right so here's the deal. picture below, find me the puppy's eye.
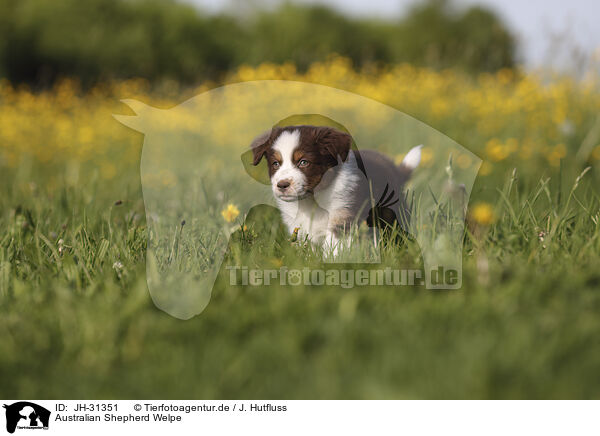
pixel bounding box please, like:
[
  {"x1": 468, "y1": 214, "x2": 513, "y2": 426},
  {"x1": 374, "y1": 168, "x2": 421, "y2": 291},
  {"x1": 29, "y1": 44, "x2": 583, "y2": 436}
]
[
  {"x1": 298, "y1": 159, "x2": 309, "y2": 168},
  {"x1": 272, "y1": 161, "x2": 280, "y2": 168}
]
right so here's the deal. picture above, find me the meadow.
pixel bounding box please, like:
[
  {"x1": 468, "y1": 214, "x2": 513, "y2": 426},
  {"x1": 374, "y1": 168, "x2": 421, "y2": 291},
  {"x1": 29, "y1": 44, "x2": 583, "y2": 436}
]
[{"x1": 1, "y1": 58, "x2": 600, "y2": 398}]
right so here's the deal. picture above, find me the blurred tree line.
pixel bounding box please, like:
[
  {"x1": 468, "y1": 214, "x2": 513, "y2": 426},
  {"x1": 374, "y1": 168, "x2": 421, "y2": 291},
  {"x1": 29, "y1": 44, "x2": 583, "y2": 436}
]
[{"x1": 0, "y1": 0, "x2": 516, "y2": 86}]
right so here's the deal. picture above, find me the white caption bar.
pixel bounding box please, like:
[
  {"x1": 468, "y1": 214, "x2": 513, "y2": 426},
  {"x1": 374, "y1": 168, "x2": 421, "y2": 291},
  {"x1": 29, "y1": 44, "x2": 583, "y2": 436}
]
[{"x1": 1, "y1": 400, "x2": 598, "y2": 435}]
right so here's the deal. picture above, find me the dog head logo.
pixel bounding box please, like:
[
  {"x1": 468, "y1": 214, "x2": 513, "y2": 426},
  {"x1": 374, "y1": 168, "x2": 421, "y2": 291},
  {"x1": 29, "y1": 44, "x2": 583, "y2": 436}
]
[
  {"x1": 3, "y1": 402, "x2": 50, "y2": 434},
  {"x1": 115, "y1": 81, "x2": 481, "y2": 320}
]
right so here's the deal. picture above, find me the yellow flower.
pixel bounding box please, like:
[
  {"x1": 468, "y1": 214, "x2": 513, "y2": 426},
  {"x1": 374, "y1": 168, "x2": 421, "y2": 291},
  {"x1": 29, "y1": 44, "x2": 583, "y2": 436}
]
[
  {"x1": 221, "y1": 203, "x2": 240, "y2": 223},
  {"x1": 394, "y1": 153, "x2": 406, "y2": 165},
  {"x1": 547, "y1": 143, "x2": 567, "y2": 167},
  {"x1": 479, "y1": 161, "x2": 493, "y2": 176},
  {"x1": 470, "y1": 202, "x2": 495, "y2": 226},
  {"x1": 430, "y1": 97, "x2": 450, "y2": 117},
  {"x1": 485, "y1": 138, "x2": 511, "y2": 162},
  {"x1": 269, "y1": 258, "x2": 283, "y2": 268},
  {"x1": 420, "y1": 147, "x2": 434, "y2": 167},
  {"x1": 456, "y1": 153, "x2": 473, "y2": 169}
]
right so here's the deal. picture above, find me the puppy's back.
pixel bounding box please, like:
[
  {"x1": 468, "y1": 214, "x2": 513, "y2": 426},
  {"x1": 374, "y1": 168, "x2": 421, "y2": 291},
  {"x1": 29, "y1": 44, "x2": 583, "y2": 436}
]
[{"x1": 352, "y1": 149, "x2": 413, "y2": 225}]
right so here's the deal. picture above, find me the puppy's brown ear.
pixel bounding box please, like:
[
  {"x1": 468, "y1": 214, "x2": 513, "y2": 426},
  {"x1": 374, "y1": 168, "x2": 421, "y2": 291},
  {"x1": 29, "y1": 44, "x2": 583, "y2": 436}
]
[
  {"x1": 316, "y1": 127, "x2": 351, "y2": 162},
  {"x1": 250, "y1": 130, "x2": 273, "y2": 165},
  {"x1": 241, "y1": 129, "x2": 274, "y2": 186}
]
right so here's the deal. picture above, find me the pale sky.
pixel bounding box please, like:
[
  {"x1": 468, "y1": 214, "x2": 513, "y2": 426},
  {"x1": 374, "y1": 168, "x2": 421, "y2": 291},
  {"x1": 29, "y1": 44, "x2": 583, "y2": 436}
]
[{"x1": 183, "y1": 0, "x2": 600, "y2": 71}]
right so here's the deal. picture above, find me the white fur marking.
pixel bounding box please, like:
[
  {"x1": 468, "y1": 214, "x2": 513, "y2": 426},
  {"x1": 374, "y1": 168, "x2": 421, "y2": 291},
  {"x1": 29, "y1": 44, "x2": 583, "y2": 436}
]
[
  {"x1": 278, "y1": 151, "x2": 362, "y2": 247},
  {"x1": 271, "y1": 130, "x2": 308, "y2": 200},
  {"x1": 272, "y1": 130, "x2": 300, "y2": 164},
  {"x1": 401, "y1": 144, "x2": 422, "y2": 170}
]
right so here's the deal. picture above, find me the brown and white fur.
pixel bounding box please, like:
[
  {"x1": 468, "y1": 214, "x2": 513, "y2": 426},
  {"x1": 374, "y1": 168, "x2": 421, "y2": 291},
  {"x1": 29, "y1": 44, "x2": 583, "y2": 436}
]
[{"x1": 251, "y1": 125, "x2": 421, "y2": 255}]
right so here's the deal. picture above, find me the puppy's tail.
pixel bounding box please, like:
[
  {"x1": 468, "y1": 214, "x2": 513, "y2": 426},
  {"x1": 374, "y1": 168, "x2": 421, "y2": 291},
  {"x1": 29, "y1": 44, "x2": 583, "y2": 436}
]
[{"x1": 397, "y1": 144, "x2": 422, "y2": 181}]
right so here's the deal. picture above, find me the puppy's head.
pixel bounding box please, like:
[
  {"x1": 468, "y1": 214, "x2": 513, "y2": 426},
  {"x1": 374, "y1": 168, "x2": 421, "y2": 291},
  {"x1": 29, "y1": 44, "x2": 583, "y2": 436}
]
[{"x1": 251, "y1": 125, "x2": 351, "y2": 202}]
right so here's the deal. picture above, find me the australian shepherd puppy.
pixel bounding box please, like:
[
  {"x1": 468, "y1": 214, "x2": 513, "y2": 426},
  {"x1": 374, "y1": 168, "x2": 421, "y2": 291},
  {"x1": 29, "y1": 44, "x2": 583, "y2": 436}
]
[{"x1": 251, "y1": 125, "x2": 421, "y2": 255}]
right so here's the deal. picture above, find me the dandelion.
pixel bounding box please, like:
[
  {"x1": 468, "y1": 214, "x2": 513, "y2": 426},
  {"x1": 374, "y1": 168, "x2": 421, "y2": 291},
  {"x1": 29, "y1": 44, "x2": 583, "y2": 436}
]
[
  {"x1": 547, "y1": 143, "x2": 567, "y2": 167},
  {"x1": 100, "y1": 162, "x2": 116, "y2": 179},
  {"x1": 269, "y1": 258, "x2": 283, "y2": 268},
  {"x1": 470, "y1": 202, "x2": 495, "y2": 226},
  {"x1": 159, "y1": 170, "x2": 176, "y2": 187},
  {"x1": 290, "y1": 227, "x2": 300, "y2": 242},
  {"x1": 485, "y1": 138, "x2": 510, "y2": 162},
  {"x1": 394, "y1": 153, "x2": 406, "y2": 165},
  {"x1": 420, "y1": 147, "x2": 434, "y2": 167},
  {"x1": 221, "y1": 203, "x2": 240, "y2": 223},
  {"x1": 456, "y1": 153, "x2": 473, "y2": 169},
  {"x1": 479, "y1": 161, "x2": 493, "y2": 176}
]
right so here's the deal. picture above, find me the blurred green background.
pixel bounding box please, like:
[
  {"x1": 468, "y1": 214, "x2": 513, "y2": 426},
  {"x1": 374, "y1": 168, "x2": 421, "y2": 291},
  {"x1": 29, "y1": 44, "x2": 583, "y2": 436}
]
[{"x1": 0, "y1": 0, "x2": 516, "y2": 86}]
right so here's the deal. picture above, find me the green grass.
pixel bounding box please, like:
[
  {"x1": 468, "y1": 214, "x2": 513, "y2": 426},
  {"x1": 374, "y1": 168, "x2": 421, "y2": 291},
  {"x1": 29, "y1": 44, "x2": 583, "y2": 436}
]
[{"x1": 2, "y1": 155, "x2": 600, "y2": 399}]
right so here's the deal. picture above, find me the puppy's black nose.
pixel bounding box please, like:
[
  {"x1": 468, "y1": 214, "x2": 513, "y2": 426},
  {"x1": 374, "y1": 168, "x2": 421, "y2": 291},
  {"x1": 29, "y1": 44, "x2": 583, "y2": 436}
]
[{"x1": 277, "y1": 180, "x2": 291, "y2": 190}]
